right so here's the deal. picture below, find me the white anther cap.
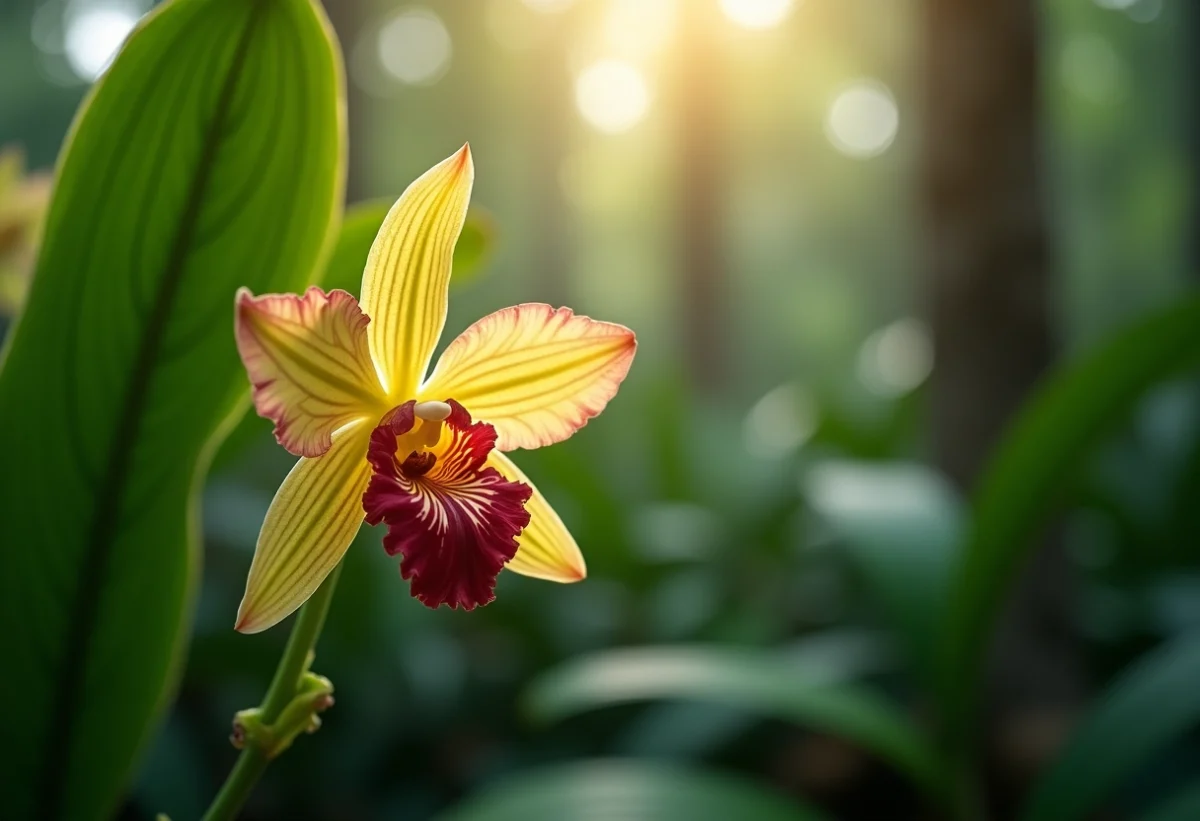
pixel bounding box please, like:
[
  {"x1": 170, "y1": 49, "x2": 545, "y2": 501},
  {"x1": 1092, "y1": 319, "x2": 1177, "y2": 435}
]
[{"x1": 414, "y1": 400, "x2": 452, "y2": 421}]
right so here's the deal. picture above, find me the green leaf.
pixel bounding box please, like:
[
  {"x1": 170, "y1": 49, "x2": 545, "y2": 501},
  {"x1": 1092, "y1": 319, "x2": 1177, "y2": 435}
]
[
  {"x1": 1166, "y1": 418, "x2": 1200, "y2": 557},
  {"x1": 524, "y1": 646, "x2": 944, "y2": 800},
  {"x1": 939, "y1": 298, "x2": 1200, "y2": 738},
  {"x1": 211, "y1": 200, "x2": 496, "y2": 471},
  {"x1": 315, "y1": 199, "x2": 389, "y2": 296},
  {"x1": 1138, "y1": 782, "x2": 1200, "y2": 821},
  {"x1": 0, "y1": 0, "x2": 343, "y2": 817},
  {"x1": 803, "y1": 460, "x2": 962, "y2": 688},
  {"x1": 451, "y1": 207, "x2": 496, "y2": 286},
  {"x1": 321, "y1": 199, "x2": 496, "y2": 297},
  {"x1": 1020, "y1": 633, "x2": 1200, "y2": 821},
  {"x1": 435, "y1": 759, "x2": 829, "y2": 821}
]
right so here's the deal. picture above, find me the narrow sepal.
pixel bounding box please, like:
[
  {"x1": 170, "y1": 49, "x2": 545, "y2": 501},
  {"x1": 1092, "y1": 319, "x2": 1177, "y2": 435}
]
[
  {"x1": 489, "y1": 450, "x2": 587, "y2": 583},
  {"x1": 235, "y1": 423, "x2": 373, "y2": 633},
  {"x1": 360, "y1": 145, "x2": 474, "y2": 399}
]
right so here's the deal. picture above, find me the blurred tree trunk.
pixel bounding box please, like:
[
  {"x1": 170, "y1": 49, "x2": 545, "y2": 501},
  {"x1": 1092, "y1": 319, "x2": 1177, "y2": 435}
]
[
  {"x1": 676, "y1": 1, "x2": 727, "y2": 396},
  {"x1": 922, "y1": 0, "x2": 1078, "y2": 810}
]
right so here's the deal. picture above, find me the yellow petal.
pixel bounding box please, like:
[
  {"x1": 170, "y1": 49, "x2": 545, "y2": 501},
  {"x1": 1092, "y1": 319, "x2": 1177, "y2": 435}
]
[
  {"x1": 421, "y1": 304, "x2": 636, "y2": 451},
  {"x1": 360, "y1": 144, "x2": 474, "y2": 400},
  {"x1": 488, "y1": 450, "x2": 586, "y2": 582},
  {"x1": 235, "y1": 286, "x2": 385, "y2": 457},
  {"x1": 235, "y1": 422, "x2": 373, "y2": 633}
]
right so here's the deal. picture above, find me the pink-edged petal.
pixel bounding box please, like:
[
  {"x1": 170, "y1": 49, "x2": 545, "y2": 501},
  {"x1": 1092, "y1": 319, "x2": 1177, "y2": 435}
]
[
  {"x1": 420, "y1": 303, "x2": 636, "y2": 451},
  {"x1": 362, "y1": 400, "x2": 532, "y2": 609},
  {"x1": 235, "y1": 286, "x2": 386, "y2": 457}
]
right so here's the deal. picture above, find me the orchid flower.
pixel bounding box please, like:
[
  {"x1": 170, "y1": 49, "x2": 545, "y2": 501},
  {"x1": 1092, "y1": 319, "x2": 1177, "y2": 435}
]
[{"x1": 232, "y1": 145, "x2": 635, "y2": 633}]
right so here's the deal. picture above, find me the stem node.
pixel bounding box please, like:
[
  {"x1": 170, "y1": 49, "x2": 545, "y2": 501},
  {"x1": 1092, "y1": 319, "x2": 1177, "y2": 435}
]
[{"x1": 200, "y1": 563, "x2": 343, "y2": 821}]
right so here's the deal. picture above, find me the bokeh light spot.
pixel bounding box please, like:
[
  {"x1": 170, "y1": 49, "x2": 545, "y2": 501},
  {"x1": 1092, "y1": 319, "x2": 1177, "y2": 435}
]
[
  {"x1": 31, "y1": 2, "x2": 65, "y2": 56},
  {"x1": 1127, "y1": 0, "x2": 1161, "y2": 24},
  {"x1": 856, "y1": 318, "x2": 933, "y2": 397},
  {"x1": 488, "y1": 0, "x2": 541, "y2": 51},
  {"x1": 377, "y1": 7, "x2": 451, "y2": 86},
  {"x1": 825, "y1": 81, "x2": 899, "y2": 159},
  {"x1": 574, "y1": 59, "x2": 650, "y2": 134},
  {"x1": 743, "y1": 383, "x2": 817, "y2": 459},
  {"x1": 64, "y1": 4, "x2": 139, "y2": 82},
  {"x1": 604, "y1": 0, "x2": 675, "y2": 58},
  {"x1": 719, "y1": 0, "x2": 795, "y2": 30},
  {"x1": 1060, "y1": 33, "x2": 1124, "y2": 103},
  {"x1": 1093, "y1": 0, "x2": 1160, "y2": 22},
  {"x1": 521, "y1": 0, "x2": 575, "y2": 12}
]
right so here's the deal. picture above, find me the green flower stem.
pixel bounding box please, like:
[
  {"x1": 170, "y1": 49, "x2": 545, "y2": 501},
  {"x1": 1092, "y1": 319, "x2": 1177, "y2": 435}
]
[{"x1": 201, "y1": 562, "x2": 343, "y2": 821}]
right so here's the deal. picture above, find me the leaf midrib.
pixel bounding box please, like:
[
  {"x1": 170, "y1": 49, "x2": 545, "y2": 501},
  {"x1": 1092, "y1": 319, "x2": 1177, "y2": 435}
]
[{"x1": 36, "y1": 6, "x2": 266, "y2": 816}]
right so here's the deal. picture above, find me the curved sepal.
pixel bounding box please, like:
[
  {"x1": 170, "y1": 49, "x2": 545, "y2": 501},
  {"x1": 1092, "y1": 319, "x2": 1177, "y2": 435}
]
[
  {"x1": 236, "y1": 423, "x2": 372, "y2": 634},
  {"x1": 489, "y1": 450, "x2": 587, "y2": 582},
  {"x1": 360, "y1": 145, "x2": 473, "y2": 399}
]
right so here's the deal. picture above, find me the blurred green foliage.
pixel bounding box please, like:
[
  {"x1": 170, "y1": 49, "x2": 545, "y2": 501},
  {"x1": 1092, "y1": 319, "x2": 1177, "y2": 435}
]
[
  {"x1": 941, "y1": 298, "x2": 1200, "y2": 738},
  {"x1": 434, "y1": 760, "x2": 831, "y2": 821},
  {"x1": 1022, "y1": 632, "x2": 1200, "y2": 821},
  {"x1": 1139, "y1": 782, "x2": 1200, "y2": 821},
  {"x1": 0, "y1": 0, "x2": 1196, "y2": 819},
  {"x1": 524, "y1": 645, "x2": 942, "y2": 799},
  {"x1": 0, "y1": 147, "x2": 50, "y2": 315},
  {"x1": 526, "y1": 298, "x2": 1200, "y2": 820}
]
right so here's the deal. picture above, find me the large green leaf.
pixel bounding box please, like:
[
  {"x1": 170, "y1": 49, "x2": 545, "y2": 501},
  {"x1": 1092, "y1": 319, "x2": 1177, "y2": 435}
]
[
  {"x1": 803, "y1": 460, "x2": 962, "y2": 689},
  {"x1": 524, "y1": 646, "x2": 944, "y2": 799},
  {"x1": 0, "y1": 0, "x2": 343, "y2": 817},
  {"x1": 435, "y1": 760, "x2": 828, "y2": 821},
  {"x1": 1020, "y1": 633, "x2": 1200, "y2": 821},
  {"x1": 939, "y1": 298, "x2": 1200, "y2": 738}
]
